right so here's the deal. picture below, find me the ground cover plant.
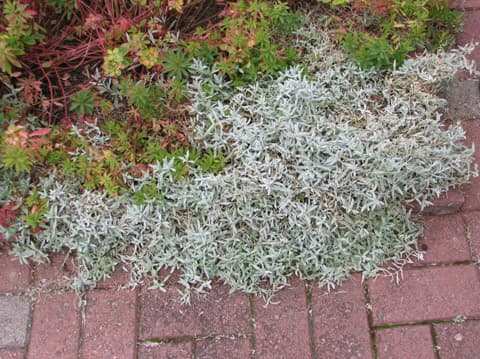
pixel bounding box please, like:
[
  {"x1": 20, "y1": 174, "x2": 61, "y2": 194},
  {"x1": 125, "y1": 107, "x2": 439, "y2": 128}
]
[{"x1": 0, "y1": 0, "x2": 478, "y2": 300}]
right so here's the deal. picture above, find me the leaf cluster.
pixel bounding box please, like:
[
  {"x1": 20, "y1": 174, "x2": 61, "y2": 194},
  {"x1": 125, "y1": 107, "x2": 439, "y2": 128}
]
[
  {"x1": 0, "y1": 125, "x2": 52, "y2": 173},
  {"x1": 324, "y1": 0, "x2": 462, "y2": 70},
  {"x1": 0, "y1": 0, "x2": 45, "y2": 74},
  {"x1": 7, "y1": 34, "x2": 477, "y2": 299},
  {"x1": 184, "y1": 0, "x2": 303, "y2": 85}
]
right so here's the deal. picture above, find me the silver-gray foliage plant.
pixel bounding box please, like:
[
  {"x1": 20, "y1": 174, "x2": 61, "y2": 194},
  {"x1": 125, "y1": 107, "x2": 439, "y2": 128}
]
[{"x1": 7, "y1": 26, "x2": 478, "y2": 301}]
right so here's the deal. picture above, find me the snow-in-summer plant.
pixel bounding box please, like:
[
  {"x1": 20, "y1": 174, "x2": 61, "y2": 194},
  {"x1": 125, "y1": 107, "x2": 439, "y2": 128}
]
[{"x1": 5, "y1": 23, "x2": 478, "y2": 301}]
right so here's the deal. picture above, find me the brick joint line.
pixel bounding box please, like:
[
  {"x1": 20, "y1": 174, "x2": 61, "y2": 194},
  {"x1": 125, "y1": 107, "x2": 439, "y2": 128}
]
[
  {"x1": 78, "y1": 291, "x2": 86, "y2": 359},
  {"x1": 139, "y1": 333, "x2": 248, "y2": 344},
  {"x1": 23, "y1": 296, "x2": 34, "y2": 359},
  {"x1": 373, "y1": 316, "x2": 480, "y2": 330},
  {"x1": 397, "y1": 260, "x2": 477, "y2": 271},
  {"x1": 362, "y1": 281, "x2": 378, "y2": 359},
  {"x1": 304, "y1": 282, "x2": 317, "y2": 359},
  {"x1": 134, "y1": 288, "x2": 141, "y2": 359},
  {"x1": 461, "y1": 213, "x2": 476, "y2": 260},
  {"x1": 191, "y1": 339, "x2": 197, "y2": 359},
  {"x1": 430, "y1": 323, "x2": 441, "y2": 359},
  {"x1": 247, "y1": 294, "x2": 256, "y2": 359}
]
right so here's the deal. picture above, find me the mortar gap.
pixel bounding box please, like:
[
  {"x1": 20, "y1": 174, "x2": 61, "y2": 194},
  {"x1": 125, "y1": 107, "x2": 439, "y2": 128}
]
[
  {"x1": 78, "y1": 290, "x2": 87, "y2": 359},
  {"x1": 248, "y1": 294, "x2": 256, "y2": 359},
  {"x1": 134, "y1": 287, "x2": 142, "y2": 359},
  {"x1": 362, "y1": 280, "x2": 378, "y2": 359},
  {"x1": 304, "y1": 281, "x2": 317, "y2": 359},
  {"x1": 430, "y1": 323, "x2": 441, "y2": 359}
]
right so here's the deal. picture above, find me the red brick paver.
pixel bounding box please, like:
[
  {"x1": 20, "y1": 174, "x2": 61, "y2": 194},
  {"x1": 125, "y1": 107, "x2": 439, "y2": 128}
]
[
  {"x1": 82, "y1": 290, "x2": 137, "y2": 359},
  {"x1": 463, "y1": 212, "x2": 480, "y2": 259},
  {"x1": 456, "y1": 10, "x2": 480, "y2": 69},
  {"x1": 460, "y1": 120, "x2": 480, "y2": 210},
  {"x1": 369, "y1": 265, "x2": 480, "y2": 325},
  {"x1": 137, "y1": 343, "x2": 192, "y2": 359},
  {"x1": 140, "y1": 283, "x2": 250, "y2": 339},
  {"x1": 95, "y1": 264, "x2": 131, "y2": 289},
  {"x1": 409, "y1": 190, "x2": 465, "y2": 215},
  {"x1": 28, "y1": 292, "x2": 80, "y2": 359},
  {"x1": 33, "y1": 253, "x2": 76, "y2": 290},
  {"x1": 311, "y1": 275, "x2": 373, "y2": 358},
  {"x1": 451, "y1": 0, "x2": 480, "y2": 9},
  {"x1": 417, "y1": 214, "x2": 471, "y2": 264},
  {"x1": 0, "y1": 253, "x2": 31, "y2": 292},
  {"x1": 375, "y1": 325, "x2": 435, "y2": 359},
  {"x1": 0, "y1": 349, "x2": 25, "y2": 359},
  {"x1": 461, "y1": 119, "x2": 480, "y2": 161},
  {"x1": 253, "y1": 278, "x2": 311, "y2": 358},
  {"x1": 0, "y1": 295, "x2": 30, "y2": 348},
  {"x1": 434, "y1": 320, "x2": 480, "y2": 358},
  {"x1": 196, "y1": 338, "x2": 251, "y2": 358}
]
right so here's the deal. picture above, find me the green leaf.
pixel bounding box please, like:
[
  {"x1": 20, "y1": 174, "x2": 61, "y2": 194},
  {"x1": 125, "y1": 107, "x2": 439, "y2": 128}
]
[
  {"x1": 162, "y1": 51, "x2": 191, "y2": 80},
  {"x1": 2, "y1": 146, "x2": 33, "y2": 173},
  {"x1": 70, "y1": 89, "x2": 96, "y2": 116}
]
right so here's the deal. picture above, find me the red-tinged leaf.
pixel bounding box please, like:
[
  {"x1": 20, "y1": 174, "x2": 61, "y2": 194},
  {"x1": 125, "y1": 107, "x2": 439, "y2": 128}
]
[
  {"x1": 222, "y1": 35, "x2": 232, "y2": 43},
  {"x1": 0, "y1": 218, "x2": 10, "y2": 228},
  {"x1": 218, "y1": 9, "x2": 229, "y2": 17},
  {"x1": 32, "y1": 226, "x2": 43, "y2": 234},
  {"x1": 31, "y1": 80, "x2": 42, "y2": 92},
  {"x1": 0, "y1": 201, "x2": 18, "y2": 228},
  {"x1": 84, "y1": 13, "x2": 103, "y2": 31},
  {"x1": 25, "y1": 9, "x2": 37, "y2": 16},
  {"x1": 18, "y1": 76, "x2": 42, "y2": 104},
  {"x1": 10, "y1": 71, "x2": 22, "y2": 77},
  {"x1": 29, "y1": 127, "x2": 51, "y2": 137},
  {"x1": 60, "y1": 117, "x2": 73, "y2": 129},
  {"x1": 117, "y1": 18, "x2": 132, "y2": 32}
]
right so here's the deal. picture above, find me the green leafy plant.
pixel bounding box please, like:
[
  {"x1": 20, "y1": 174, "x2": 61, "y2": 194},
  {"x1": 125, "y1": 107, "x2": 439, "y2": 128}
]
[
  {"x1": 197, "y1": 150, "x2": 229, "y2": 174},
  {"x1": 45, "y1": 0, "x2": 77, "y2": 19},
  {"x1": 1, "y1": 146, "x2": 34, "y2": 173},
  {"x1": 183, "y1": 0, "x2": 303, "y2": 84},
  {"x1": 0, "y1": 0, "x2": 44, "y2": 74},
  {"x1": 69, "y1": 89, "x2": 97, "y2": 116},
  {"x1": 162, "y1": 51, "x2": 191, "y2": 80},
  {"x1": 324, "y1": 0, "x2": 462, "y2": 71},
  {"x1": 320, "y1": 0, "x2": 350, "y2": 5},
  {"x1": 23, "y1": 190, "x2": 47, "y2": 230},
  {"x1": 342, "y1": 32, "x2": 411, "y2": 70},
  {"x1": 0, "y1": 125, "x2": 52, "y2": 173},
  {"x1": 102, "y1": 45, "x2": 132, "y2": 77},
  {"x1": 118, "y1": 78, "x2": 166, "y2": 120},
  {"x1": 9, "y1": 39, "x2": 478, "y2": 298}
]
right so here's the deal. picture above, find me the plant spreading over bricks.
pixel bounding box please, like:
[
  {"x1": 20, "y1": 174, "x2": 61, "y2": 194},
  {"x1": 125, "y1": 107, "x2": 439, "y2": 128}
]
[
  {"x1": 0, "y1": 1, "x2": 478, "y2": 300},
  {"x1": 3, "y1": 23, "x2": 478, "y2": 300}
]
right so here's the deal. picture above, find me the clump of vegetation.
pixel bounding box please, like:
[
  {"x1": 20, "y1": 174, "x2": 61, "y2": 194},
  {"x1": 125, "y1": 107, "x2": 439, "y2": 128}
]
[
  {"x1": 321, "y1": 0, "x2": 462, "y2": 70},
  {"x1": 1, "y1": 0, "x2": 302, "y2": 199},
  {"x1": 4, "y1": 25, "x2": 478, "y2": 298},
  {"x1": 0, "y1": 1, "x2": 477, "y2": 299}
]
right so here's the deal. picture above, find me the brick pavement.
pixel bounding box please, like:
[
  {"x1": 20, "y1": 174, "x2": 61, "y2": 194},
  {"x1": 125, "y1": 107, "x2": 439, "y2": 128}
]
[{"x1": 1, "y1": 3, "x2": 480, "y2": 359}]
